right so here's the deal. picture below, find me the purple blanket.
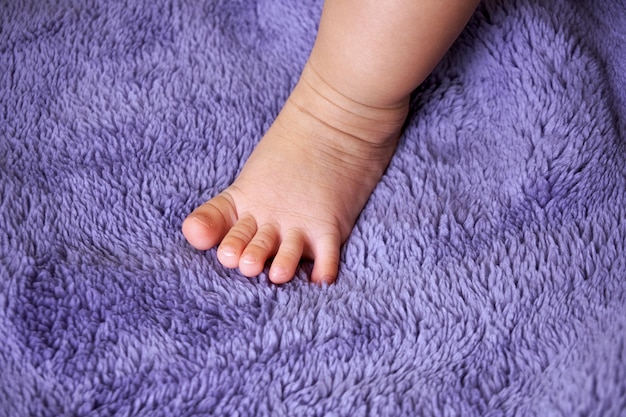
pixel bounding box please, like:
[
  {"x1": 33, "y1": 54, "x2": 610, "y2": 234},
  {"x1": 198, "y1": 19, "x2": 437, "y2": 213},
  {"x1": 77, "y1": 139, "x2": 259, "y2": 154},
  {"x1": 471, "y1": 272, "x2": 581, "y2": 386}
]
[{"x1": 2, "y1": 0, "x2": 625, "y2": 415}]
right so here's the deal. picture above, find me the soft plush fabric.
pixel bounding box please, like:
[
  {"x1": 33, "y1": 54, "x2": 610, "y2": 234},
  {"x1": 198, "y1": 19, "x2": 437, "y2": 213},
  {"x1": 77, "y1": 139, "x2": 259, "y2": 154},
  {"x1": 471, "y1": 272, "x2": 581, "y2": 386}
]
[{"x1": 1, "y1": 0, "x2": 625, "y2": 415}]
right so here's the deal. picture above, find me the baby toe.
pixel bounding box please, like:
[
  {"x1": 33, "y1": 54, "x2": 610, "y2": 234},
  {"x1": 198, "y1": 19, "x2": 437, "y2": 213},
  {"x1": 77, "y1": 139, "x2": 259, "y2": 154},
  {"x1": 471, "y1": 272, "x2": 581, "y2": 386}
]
[
  {"x1": 269, "y1": 230, "x2": 305, "y2": 284},
  {"x1": 182, "y1": 193, "x2": 237, "y2": 250},
  {"x1": 310, "y1": 233, "x2": 341, "y2": 285},
  {"x1": 217, "y1": 215, "x2": 257, "y2": 268},
  {"x1": 239, "y1": 224, "x2": 280, "y2": 277}
]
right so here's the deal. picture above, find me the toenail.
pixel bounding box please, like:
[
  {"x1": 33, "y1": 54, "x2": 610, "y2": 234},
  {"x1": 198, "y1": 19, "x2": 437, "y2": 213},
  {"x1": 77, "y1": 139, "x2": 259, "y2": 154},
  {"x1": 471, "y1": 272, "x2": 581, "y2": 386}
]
[
  {"x1": 269, "y1": 267, "x2": 287, "y2": 282},
  {"x1": 241, "y1": 254, "x2": 257, "y2": 264},
  {"x1": 320, "y1": 275, "x2": 335, "y2": 285},
  {"x1": 190, "y1": 215, "x2": 213, "y2": 229},
  {"x1": 219, "y1": 247, "x2": 236, "y2": 257}
]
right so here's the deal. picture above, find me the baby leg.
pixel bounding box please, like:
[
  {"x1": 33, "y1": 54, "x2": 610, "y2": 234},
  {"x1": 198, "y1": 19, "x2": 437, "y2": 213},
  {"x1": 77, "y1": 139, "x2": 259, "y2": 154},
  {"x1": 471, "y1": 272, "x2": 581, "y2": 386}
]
[{"x1": 182, "y1": 0, "x2": 479, "y2": 284}]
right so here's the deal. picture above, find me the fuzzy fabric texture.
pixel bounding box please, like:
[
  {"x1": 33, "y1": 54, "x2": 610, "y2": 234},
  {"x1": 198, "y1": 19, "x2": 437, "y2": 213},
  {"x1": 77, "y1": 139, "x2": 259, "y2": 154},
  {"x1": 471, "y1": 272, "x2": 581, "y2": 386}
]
[{"x1": 1, "y1": 0, "x2": 626, "y2": 415}]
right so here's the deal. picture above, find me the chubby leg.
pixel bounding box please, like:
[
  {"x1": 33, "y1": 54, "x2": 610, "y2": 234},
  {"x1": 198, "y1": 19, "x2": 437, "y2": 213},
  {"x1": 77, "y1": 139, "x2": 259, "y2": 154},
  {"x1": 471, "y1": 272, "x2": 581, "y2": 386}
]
[{"x1": 183, "y1": 0, "x2": 479, "y2": 284}]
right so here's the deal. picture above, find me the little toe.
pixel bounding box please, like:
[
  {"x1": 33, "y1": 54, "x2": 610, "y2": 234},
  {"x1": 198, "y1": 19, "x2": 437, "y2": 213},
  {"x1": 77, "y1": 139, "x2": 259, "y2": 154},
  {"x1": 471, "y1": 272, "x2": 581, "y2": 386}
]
[
  {"x1": 182, "y1": 193, "x2": 237, "y2": 250},
  {"x1": 217, "y1": 216, "x2": 257, "y2": 268},
  {"x1": 239, "y1": 224, "x2": 280, "y2": 277},
  {"x1": 269, "y1": 230, "x2": 305, "y2": 284},
  {"x1": 310, "y1": 234, "x2": 341, "y2": 285}
]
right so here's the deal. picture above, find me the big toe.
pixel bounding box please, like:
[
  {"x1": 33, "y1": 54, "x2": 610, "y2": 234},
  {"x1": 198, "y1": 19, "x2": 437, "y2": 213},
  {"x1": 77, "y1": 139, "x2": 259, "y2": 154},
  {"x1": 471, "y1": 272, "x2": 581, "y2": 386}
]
[{"x1": 182, "y1": 194, "x2": 236, "y2": 250}]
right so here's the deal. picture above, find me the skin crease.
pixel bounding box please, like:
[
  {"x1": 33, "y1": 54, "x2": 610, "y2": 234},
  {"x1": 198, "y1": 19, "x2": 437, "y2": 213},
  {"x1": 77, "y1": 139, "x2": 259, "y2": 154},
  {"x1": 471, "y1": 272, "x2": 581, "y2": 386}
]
[{"x1": 182, "y1": 0, "x2": 481, "y2": 284}]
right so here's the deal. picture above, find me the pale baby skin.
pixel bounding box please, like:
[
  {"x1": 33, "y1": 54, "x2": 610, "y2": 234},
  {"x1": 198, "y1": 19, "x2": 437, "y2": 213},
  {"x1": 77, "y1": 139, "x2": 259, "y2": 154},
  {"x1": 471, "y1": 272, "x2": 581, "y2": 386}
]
[{"x1": 183, "y1": 0, "x2": 480, "y2": 284}]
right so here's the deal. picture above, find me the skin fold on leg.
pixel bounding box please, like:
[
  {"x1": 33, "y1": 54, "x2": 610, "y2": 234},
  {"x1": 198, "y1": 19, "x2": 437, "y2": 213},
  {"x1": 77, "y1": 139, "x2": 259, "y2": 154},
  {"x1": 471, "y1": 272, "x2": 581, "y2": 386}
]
[{"x1": 182, "y1": 0, "x2": 480, "y2": 284}]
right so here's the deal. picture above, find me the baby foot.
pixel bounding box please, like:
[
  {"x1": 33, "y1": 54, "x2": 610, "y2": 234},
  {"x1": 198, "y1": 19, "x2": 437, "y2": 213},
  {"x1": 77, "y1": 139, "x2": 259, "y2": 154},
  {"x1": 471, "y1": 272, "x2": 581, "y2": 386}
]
[{"x1": 182, "y1": 63, "x2": 408, "y2": 284}]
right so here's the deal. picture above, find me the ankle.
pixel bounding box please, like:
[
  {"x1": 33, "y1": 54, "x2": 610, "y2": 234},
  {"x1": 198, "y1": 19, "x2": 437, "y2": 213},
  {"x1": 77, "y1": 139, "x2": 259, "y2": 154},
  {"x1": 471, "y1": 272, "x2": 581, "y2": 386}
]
[{"x1": 289, "y1": 62, "x2": 410, "y2": 147}]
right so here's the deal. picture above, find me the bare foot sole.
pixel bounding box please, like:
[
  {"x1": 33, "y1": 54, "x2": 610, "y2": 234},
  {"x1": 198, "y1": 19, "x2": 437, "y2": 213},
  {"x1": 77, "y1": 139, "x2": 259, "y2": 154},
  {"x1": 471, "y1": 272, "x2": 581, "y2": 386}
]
[{"x1": 182, "y1": 64, "x2": 408, "y2": 284}]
